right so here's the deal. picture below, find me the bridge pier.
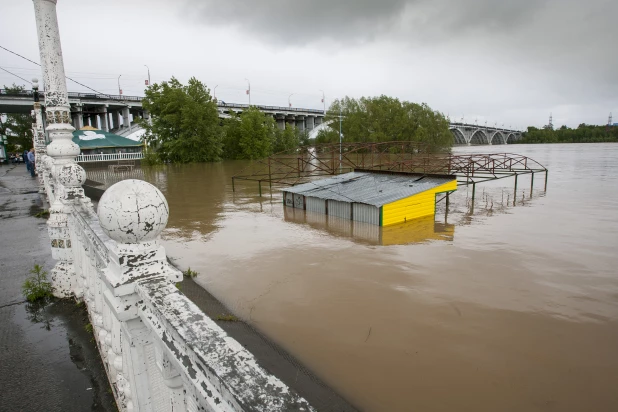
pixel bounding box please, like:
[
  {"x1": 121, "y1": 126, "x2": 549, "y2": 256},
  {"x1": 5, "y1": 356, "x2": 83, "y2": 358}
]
[
  {"x1": 73, "y1": 104, "x2": 84, "y2": 129},
  {"x1": 89, "y1": 113, "x2": 98, "y2": 128},
  {"x1": 306, "y1": 115, "x2": 315, "y2": 131},
  {"x1": 99, "y1": 105, "x2": 109, "y2": 132},
  {"x1": 122, "y1": 106, "x2": 131, "y2": 132},
  {"x1": 276, "y1": 116, "x2": 285, "y2": 130},
  {"x1": 111, "y1": 110, "x2": 121, "y2": 130},
  {"x1": 296, "y1": 115, "x2": 305, "y2": 131}
]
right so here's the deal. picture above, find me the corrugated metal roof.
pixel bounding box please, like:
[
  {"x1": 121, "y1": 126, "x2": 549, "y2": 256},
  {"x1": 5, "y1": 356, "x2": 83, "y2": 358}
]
[{"x1": 284, "y1": 172, "x2": 454, "y2": 207}]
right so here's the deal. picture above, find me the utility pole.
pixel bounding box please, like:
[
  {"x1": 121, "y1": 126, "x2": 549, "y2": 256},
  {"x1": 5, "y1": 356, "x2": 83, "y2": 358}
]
[
  {"x1": 339, "y1": 103, "x2": 342, "y2": 172},
  {"x1": 548, "y1": 113, "x2": 553, "y2": 130},
  {"x1": 144, "y1": 65, "x2": 150, "y2": 86}
]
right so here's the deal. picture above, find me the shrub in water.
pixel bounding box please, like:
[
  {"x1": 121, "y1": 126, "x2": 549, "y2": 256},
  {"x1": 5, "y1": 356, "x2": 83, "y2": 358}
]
[{"x1": 22, "y1": 264, "x2": 53, "y2": 302}]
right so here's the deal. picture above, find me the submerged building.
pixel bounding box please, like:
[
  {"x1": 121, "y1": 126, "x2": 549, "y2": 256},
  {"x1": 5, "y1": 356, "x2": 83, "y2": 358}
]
[{"x1": 283, "y1": 170, "x2": 457, "y2": 226}]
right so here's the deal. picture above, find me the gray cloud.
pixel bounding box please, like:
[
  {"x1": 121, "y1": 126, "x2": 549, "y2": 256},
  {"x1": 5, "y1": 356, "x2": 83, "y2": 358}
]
[
  {"x1": 183, "y1": 0, "x2": 556, "y2": 45},
  {"x1": 183, "y1": 0, "x2": 410, "y2": 45},
  {"x1": 182, "y1": 0, "x2": 618, "y2": 98}
]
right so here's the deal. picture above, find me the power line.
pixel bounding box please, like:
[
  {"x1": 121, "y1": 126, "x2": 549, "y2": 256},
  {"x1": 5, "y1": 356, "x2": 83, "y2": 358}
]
[
  {"x1": 0, "y1": 45, "x2": 325, "y2": 108},
  {"x1": 0, "y1": 45, "x2": 40, "y2": 67},
  {"x1": 0, "y1": 66, "x2": 32, "y2": 85},
  {"x1": 0, "y1": 44, "x2": 130, "y2": 104}
]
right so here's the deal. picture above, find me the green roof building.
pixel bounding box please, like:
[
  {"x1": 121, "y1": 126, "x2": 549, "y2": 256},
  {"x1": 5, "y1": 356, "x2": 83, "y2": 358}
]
[{"x1": 71, "y1": 128, "x2": 143, "y2": 154}]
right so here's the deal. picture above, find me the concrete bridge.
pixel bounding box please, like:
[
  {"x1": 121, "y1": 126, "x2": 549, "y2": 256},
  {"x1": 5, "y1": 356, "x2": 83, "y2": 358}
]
[
  {"x1": 0, "y1": 88, "x2": 326, "y2": 135},
  {"x1": 449, "y1": 122, "x2": 522, "y2": 145},
  {"x1": 306, "y1": 121, "x2": 523, "y2": 146}
]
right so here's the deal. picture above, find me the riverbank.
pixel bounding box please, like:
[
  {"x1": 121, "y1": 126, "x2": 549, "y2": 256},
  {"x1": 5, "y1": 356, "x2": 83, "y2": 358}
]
[{"x1": 0, "y1": 164, "x2": 116, "y2": 412}]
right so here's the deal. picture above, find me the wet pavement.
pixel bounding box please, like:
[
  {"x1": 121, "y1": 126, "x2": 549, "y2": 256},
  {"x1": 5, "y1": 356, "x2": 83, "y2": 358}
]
[{"x1": 0, "y1": 164, "x2": 116, "y2": 412}]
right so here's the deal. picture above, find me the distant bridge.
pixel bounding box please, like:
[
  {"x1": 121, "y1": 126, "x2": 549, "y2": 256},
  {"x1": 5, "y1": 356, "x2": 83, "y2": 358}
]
[
  {"x1": 1, "y1": 89, "x2": 521, "y2": 145},
  {"x1": 308, "y1": 121, "x2": 523, "y2": 145},
  {"x1": 449, "y1": 123, "x2": 522, "y2": 145}
]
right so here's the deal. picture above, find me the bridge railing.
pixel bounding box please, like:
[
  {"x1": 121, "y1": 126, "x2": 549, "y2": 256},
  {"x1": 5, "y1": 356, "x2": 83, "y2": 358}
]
[
  {"x1": 75, "y1": 152, "x2": 144, "y2": 163},
  {"x1": 218, "y1": 102, "x2": 324, "y2": 114},
  {"x1": 37, "y1": 154, "x2": 313, "y2": 411},
  {"x1": 0, "y1": 89, "x2": 142, "y2": 102},
  {"x1": 1, "y1": 89, "x2": 324, "y2": 113}
]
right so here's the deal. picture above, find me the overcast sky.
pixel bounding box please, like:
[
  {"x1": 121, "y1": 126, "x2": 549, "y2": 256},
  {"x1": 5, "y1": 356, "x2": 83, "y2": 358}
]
[{"x1": 1, "y1": 0, "x2": 616, "y2": 128}]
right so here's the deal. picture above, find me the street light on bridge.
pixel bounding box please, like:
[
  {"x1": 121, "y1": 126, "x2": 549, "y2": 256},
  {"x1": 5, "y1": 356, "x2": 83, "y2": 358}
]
[
  {"x1": 213, "y1": 85, "x2": 218, "y2": 101},
  {"x1": 245, "y1": 78, "x2": 251, "y2": 105},
  {"x1": 320, "y1": 90, "x2": 325, "y2": 114},
  {"x1": 288, "y1": 93, "x2": 294, "y2": 108},
  {"x1": 118, "y1": 74, "x2": 122, "y2": 96}
]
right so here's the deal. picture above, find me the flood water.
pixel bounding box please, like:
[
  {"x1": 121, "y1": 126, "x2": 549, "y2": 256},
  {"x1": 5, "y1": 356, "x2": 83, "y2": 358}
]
[{"x1": 103, "y1": 143, "x2": 618, "y2": 411}]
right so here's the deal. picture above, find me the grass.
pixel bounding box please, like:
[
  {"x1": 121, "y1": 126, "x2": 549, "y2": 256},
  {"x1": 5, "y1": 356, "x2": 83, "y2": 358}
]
[
  {"x1": 22, "y1": 264, "x2": 54, "y2": 302},
  {"x1": 34, "y1": 209, "x2": 50, "y2": 218},
  {"x1": 215, "y1": 314, "x2": 239, "y2": 322},
  {"x1": 183, "y1": 267, "x2": 198, "y2": 278},
  {"x1": 84, "y1": 323, "x2": 93, "y2": 334}
]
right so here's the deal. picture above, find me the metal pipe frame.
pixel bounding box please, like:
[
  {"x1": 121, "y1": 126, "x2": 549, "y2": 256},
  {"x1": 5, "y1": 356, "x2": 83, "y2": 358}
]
[{"x1": 232, "y1": 142, "x2": 548, "y2": 193}]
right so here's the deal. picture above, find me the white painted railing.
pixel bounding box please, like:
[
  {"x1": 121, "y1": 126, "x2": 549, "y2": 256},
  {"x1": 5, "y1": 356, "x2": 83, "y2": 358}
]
[
  {"x1": 33, "y1": 1, "x2": 313, "y2": 409},
  {"x1": 76, "y1": 152, "x2": 144, "y2": 163},
  {"x1": 39, "y1": 164, "x2": 314, "y2": 412}
]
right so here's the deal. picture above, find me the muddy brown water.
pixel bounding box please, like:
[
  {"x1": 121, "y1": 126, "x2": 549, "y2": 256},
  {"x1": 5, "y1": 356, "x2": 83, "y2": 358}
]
[{"x1": 93, "y1": 143, "x2": 618, "y2": 411}]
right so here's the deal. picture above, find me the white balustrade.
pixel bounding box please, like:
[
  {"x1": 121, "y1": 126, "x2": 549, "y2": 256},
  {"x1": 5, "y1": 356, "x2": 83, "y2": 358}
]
[{"x1": 33, "y1": 1, "x2": 313, "y2": 410}]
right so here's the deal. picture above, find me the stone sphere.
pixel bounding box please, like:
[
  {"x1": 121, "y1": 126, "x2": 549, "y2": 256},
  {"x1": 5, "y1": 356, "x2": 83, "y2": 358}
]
[
  {"x1": 57, "y1": 163, "x2": 86, "y2": 187},
  {"x1": 97, "y1": 180, "x2": 169, "y2": 244}
]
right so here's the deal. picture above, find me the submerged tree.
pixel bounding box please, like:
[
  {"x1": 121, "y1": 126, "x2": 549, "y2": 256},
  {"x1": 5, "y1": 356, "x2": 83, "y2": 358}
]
[
  {"x1": 223, "y1": 106, "x2": 277, "y2": 160},
  {"x1": 141, "y1": 77, "x2": 223, "y2": 163},
  {"x1": 273, "y1": 123, "x2": 302, "y2": 153},
  {"x1": 322, "y1": 95, "x2": 453, "y2": 151}
]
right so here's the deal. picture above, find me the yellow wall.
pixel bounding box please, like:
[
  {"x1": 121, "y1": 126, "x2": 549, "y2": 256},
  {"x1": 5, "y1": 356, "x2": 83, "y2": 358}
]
[{"x1": 381, "y1": 180, "x2": 457, "y2": 226}]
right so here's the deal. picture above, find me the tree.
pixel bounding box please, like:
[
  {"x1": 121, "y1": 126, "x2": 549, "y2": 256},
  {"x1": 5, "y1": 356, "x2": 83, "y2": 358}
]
[
  {"x1": 1, "y1": 84, "x2": 34, "y2": 152},
  {"x1": 322, "y1": 95, "x2": 452, "y2": 151},
  {"x1": 237, "y1": 106, "x2": 277, "y2": 159},
  {"x1": 273, "y1": 124, "x2": 301, "y2": 153},
  {"x1": 141, "y1": 77, "x2": 222, "y2": 163},
  {"x1": 517, "y1": 124, "x2": 618, "y2": 144},
  {"x1": 223, "y1": 106, "x2": 279, "y2": 159},
  {"x1": 314, "y1": 127, "x2": 340, "y2": 145}
]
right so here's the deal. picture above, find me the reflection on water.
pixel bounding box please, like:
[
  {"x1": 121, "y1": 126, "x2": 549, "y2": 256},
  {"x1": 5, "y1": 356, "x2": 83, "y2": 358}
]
[
  {"x1": 284, "y1": 209, "x2": 455, "y2": 246},
  {"x1": 88, "y1": 144, "x2": 618, "y2": 412},
  {"x1": 25, "y1": 298, "x2": 54, "y2": 331}
]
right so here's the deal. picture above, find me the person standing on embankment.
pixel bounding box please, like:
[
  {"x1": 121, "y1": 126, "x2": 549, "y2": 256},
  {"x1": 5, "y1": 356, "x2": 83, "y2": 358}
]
[{"x1": 27, "y1": 148, "x2": 35, "y2": 177}]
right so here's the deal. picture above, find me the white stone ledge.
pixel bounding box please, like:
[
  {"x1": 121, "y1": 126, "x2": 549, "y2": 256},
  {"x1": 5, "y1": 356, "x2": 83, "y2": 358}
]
[{"x1": 136, "y1": 277, "x2": 315, "y2": 412}]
